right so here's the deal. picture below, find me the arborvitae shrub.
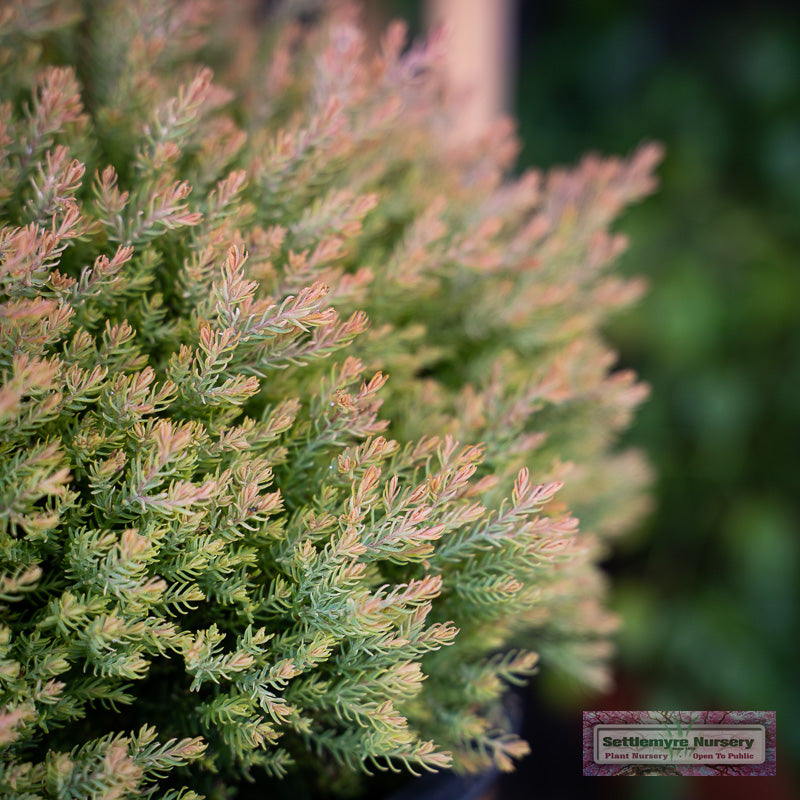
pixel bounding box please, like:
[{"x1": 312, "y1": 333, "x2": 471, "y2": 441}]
[{"x1": 0, "y1": 1, "x2": 661, "y2": 797}]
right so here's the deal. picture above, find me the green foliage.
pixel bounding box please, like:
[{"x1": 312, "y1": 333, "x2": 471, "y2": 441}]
[
  {"x1": 514, "y1": 1, "x2": 800, "y2": 766},
  {"x1": 0, "y1": 0, "x2": 657, "y2": 796}
]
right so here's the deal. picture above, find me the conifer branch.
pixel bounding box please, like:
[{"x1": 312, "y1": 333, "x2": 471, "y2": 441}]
[{"x1": 0, "y1": 2, "x2": 659, "y2": 796}]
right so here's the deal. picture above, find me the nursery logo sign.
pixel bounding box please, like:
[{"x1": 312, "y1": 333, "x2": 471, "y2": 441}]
[{"x1": 582, "y1": 711, "x2": 776, "y2": 776}]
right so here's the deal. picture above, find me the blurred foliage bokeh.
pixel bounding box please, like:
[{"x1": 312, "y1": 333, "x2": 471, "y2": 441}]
[
  {"x1": 381, "y1": 0, "x2": 800, "y2": 788},
  {"x1": 513, "y1": 0, "x2": 800, "y2": 779}
]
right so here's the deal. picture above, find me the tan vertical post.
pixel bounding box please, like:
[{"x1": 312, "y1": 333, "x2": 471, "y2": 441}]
[{"x1": 426, "y1": 0, "x2": 515, "y2": 141}]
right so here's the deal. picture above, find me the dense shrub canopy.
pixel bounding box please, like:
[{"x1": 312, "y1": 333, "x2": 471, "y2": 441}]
[{"x1": 0, "y1": 1, "x2": 658, "y2": 797}]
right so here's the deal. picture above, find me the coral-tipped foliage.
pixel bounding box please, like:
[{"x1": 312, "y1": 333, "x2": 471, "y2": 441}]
[{"x1": 0, "y1": 1, "x2": 660, "y2": 797}]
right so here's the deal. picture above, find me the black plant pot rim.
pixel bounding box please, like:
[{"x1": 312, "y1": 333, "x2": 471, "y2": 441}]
[{"x1": 385, "y1": 768, "x2": 500, "y2": 800}]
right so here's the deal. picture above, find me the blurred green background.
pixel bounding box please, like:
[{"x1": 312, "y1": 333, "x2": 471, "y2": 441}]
[
  {"x1": 379, "y1": 0, "x2": 800, "y2": 795},
  {"x1": 512, "y1": 2, "x2": 800, "y2": 796}
]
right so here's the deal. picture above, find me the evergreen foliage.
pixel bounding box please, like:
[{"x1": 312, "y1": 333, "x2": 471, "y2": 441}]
[{"x1": 0, "y1": 1, "x2": 660, "y2": 796}]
